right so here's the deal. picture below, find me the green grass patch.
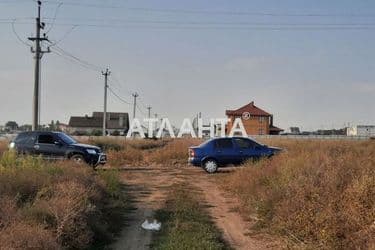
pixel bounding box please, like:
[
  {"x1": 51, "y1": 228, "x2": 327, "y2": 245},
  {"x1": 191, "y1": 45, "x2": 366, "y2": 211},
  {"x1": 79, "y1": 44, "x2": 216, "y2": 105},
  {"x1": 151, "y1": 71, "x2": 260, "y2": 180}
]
[{"x1": 152, "y1": 183, "x2": 230, "y2": 250}]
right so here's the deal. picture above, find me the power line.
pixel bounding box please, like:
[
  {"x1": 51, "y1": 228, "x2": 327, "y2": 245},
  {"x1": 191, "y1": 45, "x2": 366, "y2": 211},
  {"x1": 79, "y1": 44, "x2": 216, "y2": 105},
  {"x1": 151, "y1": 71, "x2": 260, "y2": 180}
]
[
  {"x1": 51, "y1": 49, "x2": 101, "y2": 72},
  {"x1": 53, "y1": 45, "x2": 103, "y2": 71},
  {"x1": 11, "y1": 19, "x2": 32, "y2": 47},
  {"x1": 6, "y1": 20, "x2": 375, "y2": 30},
  {"x1": 45, "y1": 1, "x2": 63, "y2": 34},
  {"x1": 49, "y1": 25, "x2": 77, "y2": 46},
  {"x1": 29, "y1": 1, "x2": 375, "y2": 18},
  {"x1": 136, "y1": 104, "x2": 147, "y2": 116},
  {"x1": 108, "y1": 86, "x2": 131, "y2": 105},
  {"x1": 40, "y1": 18, "x2": 375, "y2": 26},
  {"x1": 109, "y1": 75, "x2": 133, "y2": 95}
]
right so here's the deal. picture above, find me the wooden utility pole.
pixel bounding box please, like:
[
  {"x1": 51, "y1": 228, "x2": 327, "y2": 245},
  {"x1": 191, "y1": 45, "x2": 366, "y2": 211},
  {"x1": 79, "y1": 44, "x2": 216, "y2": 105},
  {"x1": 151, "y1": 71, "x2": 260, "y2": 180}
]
[
  {"x1": 102, "y1": 68, "x2": 110, "y2": 136},
  {"x1": 28, "y1": 0, "x2": 50, "y2": 131}
]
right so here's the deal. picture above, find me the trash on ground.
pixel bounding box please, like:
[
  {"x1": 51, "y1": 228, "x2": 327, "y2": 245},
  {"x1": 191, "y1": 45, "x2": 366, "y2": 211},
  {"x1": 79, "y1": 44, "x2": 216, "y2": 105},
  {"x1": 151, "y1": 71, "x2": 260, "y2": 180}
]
[{"x1": 141, "y1": 219, "x2": 161, "y2": 231}]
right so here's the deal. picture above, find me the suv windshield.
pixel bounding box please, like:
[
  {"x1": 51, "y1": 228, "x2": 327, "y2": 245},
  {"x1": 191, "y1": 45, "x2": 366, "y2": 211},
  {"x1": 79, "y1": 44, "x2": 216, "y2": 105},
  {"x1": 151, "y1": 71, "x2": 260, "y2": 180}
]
[{"x1": 57, "y1": 133, "x2": 76, "y2": 145}]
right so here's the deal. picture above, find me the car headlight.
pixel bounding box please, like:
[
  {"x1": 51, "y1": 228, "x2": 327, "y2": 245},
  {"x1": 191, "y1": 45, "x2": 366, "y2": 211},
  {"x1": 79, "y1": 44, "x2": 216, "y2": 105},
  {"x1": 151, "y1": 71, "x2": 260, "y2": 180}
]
[
  {"x1": 9, "y1": 142, "x2": 15, "y2": 149},
  {"x1": 86, "y1": 149, "x2": 97, "y2": 154}
]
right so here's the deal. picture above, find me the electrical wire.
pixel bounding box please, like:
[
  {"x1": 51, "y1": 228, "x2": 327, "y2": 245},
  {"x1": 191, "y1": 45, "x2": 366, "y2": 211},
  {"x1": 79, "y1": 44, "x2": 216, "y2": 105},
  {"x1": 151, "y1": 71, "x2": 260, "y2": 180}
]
[
  {"x1": 5, "y1": 20, "x2": 375, "y2": 30},
  {"x1": 51, "y1": 49, "x2": 101, "y2": 72},
  {"x1": 109, "y1": 75, "x2": 133, "y2": 96},
  {"x1": 45, "y1": 1, "x2": 63, "y2": 34},
  {"x1": 11, "y1": 19, "x2": 32, "y2": 47},
  {"x1": 32, "y1": 1, "x2": 375, "y2": 18},
  {"x1": 136, "y1": 104, "x2": 147, "y2": 116},
  {"x1": 108, "y1": 86, "x2": 132, "y2": 105},
  {"x1": 53, "y1": 45, "x2": 103, "y2": 71},
  {"x1": 49, "y1": 25, "x2": 77, "y2": 46}
]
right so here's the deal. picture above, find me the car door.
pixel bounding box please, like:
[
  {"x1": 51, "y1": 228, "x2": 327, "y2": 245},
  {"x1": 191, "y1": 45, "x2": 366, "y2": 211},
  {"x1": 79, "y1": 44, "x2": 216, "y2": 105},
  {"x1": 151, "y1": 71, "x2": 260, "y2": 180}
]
[
  {"x1": 233, "y1": 138, "x2": 262, "y2": 162},
  {"x1": 35, "y1": 133, "x2": 66, "y2": 159},
  {"x1": 214, "y1": 138, "x2": 241, "y2": 165},
  {"x1": 22, "y1": 133, "x2": 38, "y2": 154}
]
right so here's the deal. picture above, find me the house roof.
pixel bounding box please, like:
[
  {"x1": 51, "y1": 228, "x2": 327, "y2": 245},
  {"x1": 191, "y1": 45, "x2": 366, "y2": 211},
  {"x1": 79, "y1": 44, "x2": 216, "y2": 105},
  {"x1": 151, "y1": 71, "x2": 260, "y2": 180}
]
[
  {"x1": 92, "y1": 112, "x2": 128, "y2": 119},
  {"x1": 69, "y1": 113, "x2": 129, "y2": 129},
  {"x1": 226, "y1": 101, "x2": 271, "y2": 117},
  {"x1": 269, "y1": 125, "x2": 284, "y2": 132},
  {"x1": 69, "y1": 116, "x2": 102, "y2": 128}
]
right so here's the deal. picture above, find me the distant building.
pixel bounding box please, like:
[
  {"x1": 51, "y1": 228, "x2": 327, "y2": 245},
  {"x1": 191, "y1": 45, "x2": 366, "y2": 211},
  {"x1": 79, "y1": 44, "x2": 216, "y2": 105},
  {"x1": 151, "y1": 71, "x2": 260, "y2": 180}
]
[
  {"x1": 68, "y1": 112, "x2": 129, "y2": 135},
  {"x1": 57, "y1": 123, "x2": 70, "y2": 133},
  {"x1": 290, "y1": 127, "x2": 301, "y2": 135},
  {"x1": 347, "y1": 125, "x2": 375, "y2": 137},
  {"x1": 226, "y1": 101, "x2": 283, "y2": 135}
]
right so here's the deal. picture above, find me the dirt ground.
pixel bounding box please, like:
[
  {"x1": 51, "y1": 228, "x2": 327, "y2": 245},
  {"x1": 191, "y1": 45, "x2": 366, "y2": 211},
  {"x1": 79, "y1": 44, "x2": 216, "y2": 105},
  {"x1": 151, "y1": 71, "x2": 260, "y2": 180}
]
[{"x1": 110, "y1": 165, "x2": 282, "y2": 250}]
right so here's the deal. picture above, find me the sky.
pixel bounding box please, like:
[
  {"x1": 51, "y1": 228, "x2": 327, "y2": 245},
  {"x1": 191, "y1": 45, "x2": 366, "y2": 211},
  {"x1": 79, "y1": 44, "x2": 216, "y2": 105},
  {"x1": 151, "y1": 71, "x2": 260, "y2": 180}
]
[{"x1": 0, "y1": 0, "x2": 375, "y2": 131}]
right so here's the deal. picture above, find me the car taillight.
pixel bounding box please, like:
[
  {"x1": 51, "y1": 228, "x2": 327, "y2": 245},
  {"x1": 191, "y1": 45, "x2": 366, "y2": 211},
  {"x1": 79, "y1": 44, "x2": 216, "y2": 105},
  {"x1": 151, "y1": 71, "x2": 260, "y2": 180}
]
[{"x1": 189, "y1": 149, "x2": 195, "y2": 157}]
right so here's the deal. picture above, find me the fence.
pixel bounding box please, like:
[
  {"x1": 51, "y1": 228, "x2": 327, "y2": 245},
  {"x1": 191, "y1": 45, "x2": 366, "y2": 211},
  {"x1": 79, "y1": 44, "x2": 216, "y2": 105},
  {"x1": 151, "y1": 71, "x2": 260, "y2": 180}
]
[{"x1": 252, "y1": 134, "x2": 371, "y2": 140}]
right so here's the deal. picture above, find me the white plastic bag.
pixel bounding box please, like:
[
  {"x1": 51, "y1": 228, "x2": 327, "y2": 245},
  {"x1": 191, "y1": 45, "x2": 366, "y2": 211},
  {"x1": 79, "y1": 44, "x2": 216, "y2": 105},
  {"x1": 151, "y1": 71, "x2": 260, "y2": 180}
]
[{"x1": 141, "y1": 219, "x2": 161, "y2": 231}]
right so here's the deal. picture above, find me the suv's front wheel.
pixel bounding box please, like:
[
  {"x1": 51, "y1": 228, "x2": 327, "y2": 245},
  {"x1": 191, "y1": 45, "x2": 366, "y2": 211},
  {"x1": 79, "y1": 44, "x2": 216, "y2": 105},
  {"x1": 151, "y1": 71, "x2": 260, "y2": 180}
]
[
  {"x1": 71, "y1": 154, "x2": 85, "y2": 165},
  {"x1": 203, "y1": 159, "x2": 218, "y2": 174}
]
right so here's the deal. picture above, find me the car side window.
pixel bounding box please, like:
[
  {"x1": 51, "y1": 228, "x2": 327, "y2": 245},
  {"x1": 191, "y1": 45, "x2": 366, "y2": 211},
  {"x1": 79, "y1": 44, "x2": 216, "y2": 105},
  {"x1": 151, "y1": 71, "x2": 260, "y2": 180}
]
[
  {"x1": 15, "y1": 133, "x2": 29, "y2": 144},
  {"x1": 215, "y1": 139, "x2": 233, "y2": 149},
  {"x1": 234, "y1": 138, "x2": 258, "y2": 149},
  {"x1": 27, "y1": 135, "x2": 37, "y2": 144},
  {"x1": 37, "y1": 134, "x2": 55, "y2": 144}
]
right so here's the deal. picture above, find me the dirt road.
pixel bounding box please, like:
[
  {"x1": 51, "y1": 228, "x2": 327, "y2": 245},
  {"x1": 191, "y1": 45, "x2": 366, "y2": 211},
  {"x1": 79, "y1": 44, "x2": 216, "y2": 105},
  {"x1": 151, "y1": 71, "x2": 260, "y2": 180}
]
[{"x1": 110, "y1": 165, "x2": 281, "y2": 250}]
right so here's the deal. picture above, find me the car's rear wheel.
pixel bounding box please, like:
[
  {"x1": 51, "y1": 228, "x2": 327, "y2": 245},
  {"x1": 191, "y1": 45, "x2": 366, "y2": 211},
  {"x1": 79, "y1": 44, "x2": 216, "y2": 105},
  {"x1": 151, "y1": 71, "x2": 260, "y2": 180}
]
[
  {"x1": 203, "y1": 159, "x2": 218, "y2": 174},
  {"x1": 71, "y1": 154, "x2": 85, "y2": 165}
]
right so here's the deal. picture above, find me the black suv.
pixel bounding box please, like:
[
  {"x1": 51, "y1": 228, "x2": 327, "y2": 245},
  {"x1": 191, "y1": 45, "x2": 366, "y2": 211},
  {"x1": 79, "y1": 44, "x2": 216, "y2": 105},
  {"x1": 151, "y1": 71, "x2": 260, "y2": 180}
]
[{"x1": 9, "y1": 131, "x2": 106, "y2": 168}]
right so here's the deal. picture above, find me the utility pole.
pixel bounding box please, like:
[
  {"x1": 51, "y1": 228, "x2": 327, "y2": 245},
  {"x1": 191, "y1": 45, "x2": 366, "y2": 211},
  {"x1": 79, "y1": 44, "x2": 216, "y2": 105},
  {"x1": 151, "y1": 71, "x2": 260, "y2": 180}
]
[
  {"x1": 102, "y1": 68, "x2": 110, "y2": 136},
  {"x1": 132, "y1": 93, "x2": 139, "y2": 119},
  {"x1": 147, "y1": 106, "x2": 152, "y2": 119},
  {"x1": 28, "y1": 0, "x2": 50, "y2": 131}
]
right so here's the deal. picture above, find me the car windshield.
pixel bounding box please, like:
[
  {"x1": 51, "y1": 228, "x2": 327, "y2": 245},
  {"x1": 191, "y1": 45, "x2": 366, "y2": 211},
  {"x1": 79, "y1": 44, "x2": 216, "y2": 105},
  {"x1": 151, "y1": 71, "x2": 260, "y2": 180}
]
[{"x1": 58, "y1": 133, "x2": 76, "y2": 145}]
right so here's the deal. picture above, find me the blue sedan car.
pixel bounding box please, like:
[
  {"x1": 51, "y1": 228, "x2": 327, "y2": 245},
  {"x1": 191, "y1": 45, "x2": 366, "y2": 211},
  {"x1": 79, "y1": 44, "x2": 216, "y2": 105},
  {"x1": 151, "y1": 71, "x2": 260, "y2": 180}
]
[{"x1": 188, "y1": 137, "x2": 282, "y2": 173}]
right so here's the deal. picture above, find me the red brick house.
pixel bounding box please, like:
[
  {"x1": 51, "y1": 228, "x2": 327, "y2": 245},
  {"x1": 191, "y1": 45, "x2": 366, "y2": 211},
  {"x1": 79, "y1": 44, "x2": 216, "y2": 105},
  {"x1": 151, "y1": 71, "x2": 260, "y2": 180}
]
[{"x1": 226, "y1": 101, "x2": 283, "y2": 135}]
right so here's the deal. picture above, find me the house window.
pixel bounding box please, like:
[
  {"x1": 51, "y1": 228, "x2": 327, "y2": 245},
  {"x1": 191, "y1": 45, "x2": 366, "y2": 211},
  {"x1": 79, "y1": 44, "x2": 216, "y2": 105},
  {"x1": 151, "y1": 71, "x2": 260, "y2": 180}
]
[
  {"x1": 258, "y1": 128, "x2": 264, "y2": 135},
  {"x1": 259, "y1": 116, "x2": 265, "y2": 123}
]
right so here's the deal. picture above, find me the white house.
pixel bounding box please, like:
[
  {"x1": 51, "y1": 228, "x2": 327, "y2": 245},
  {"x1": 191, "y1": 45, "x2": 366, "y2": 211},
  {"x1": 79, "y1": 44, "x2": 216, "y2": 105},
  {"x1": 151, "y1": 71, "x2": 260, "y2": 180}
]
[{"x1": 347, "y1": 125, "x2": 375, "y2": 137}]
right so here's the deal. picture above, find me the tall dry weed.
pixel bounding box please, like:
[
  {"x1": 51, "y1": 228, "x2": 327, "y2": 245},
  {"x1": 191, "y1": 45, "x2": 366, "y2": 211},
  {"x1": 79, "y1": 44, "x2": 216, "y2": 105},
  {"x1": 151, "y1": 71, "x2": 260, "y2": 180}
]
[
  {"x1": 221, "y1": 140, "x2": 375, "y2": 249},
  {"x1": 0, "y1": 156, "x2": 122, "y2": 249}
]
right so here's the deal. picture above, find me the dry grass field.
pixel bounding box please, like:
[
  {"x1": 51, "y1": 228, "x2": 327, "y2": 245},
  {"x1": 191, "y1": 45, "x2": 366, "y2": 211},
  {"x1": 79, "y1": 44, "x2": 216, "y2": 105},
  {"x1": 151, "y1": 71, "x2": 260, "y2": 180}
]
[
  {"x1": 85, "y1": 137, "x2": 202, "y2": 167},
  {"x1": 220, "y1": 139, "x2": 375, "y2": 249},
  {"x1": 0, "y1": 151, "x2": 125, "y2": 249},
  {"x1": 1, "y1": 137, "x2": 373, "y2": 249}
]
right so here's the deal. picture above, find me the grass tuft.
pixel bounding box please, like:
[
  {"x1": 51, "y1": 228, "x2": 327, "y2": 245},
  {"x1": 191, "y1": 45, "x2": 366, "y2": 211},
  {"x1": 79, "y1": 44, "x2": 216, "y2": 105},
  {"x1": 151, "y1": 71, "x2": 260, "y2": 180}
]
[{"x1": 153, "y1": 183, "x2": 229, "y2": 250}]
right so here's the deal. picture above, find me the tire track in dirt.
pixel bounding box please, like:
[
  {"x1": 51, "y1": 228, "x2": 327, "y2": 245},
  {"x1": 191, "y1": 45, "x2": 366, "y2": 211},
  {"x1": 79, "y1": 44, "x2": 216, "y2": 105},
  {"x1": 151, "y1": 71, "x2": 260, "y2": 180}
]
[
  {"x1": 189, "y1": 169, "x2": 282, "y2": 250},
  {"x1": 110, "y1": 165, "x2": 282, "y2": 250}
]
